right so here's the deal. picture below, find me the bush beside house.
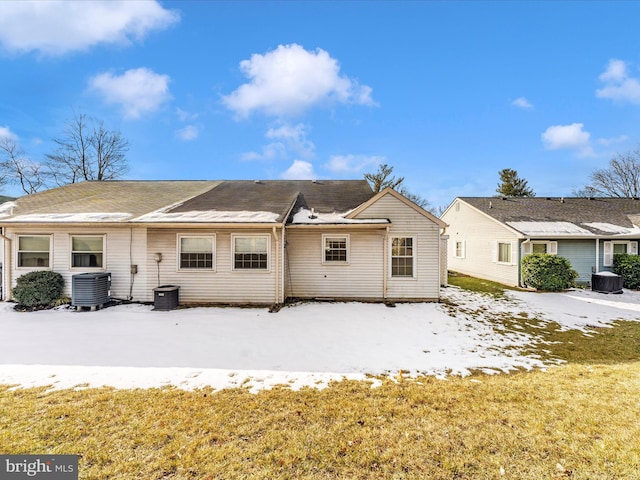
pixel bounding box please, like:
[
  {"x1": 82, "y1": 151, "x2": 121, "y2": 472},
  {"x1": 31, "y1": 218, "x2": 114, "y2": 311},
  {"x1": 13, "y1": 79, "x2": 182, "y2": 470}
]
[
  {"x1": 521, "y1": 254, "x2": 578, "y2": 291},
  {"x1": 12, "y1": 271, "x2": 65, "y2": 308},
  {"x1": 613, "y1": 254, "x2": 640, "y2": 289}
]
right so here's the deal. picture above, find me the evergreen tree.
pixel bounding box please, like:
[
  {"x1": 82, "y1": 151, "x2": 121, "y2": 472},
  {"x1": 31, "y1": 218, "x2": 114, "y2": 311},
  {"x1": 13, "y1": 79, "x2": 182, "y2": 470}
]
[{"x1": 496, "y1": 168, "x2": 535, "y2": 197}]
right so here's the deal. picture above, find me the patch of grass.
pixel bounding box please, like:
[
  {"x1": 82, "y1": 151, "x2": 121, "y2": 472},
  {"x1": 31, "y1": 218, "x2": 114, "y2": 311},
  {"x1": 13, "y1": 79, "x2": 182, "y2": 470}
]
[
  {"x1": 447, "y1": 272, "x2": 518, "y2": 297},
  {"x1": 2, "y1": 365, "x2": 640, "y2": 479}
]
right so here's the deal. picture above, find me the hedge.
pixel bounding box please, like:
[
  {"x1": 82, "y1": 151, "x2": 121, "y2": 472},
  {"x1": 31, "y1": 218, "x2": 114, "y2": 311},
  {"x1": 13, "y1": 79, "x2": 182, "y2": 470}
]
[
  {"x1": 613, "y1": 253, "x2": 640, "y2": 289},
  {"x1": 12, "y1": 271, "x2": 65, "y2": 308},
  {"x1": 521, "y1": 253, "x2": 578, "y2": 291}
]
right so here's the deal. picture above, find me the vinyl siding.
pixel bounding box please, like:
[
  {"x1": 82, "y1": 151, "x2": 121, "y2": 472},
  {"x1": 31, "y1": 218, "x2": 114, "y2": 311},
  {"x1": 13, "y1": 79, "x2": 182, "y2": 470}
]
[
  {"x1": 285, "y1": 229, "x2": 385, "y2": 299},
  {"x1": 555, "y1": 240, "x2": 596, "y2": 283},
  {"x1": 5, "y1": 226, "x2": 148, "y2": 301},
  {"x1": 354, "y1": 193, "x2": 442, "y2": 299},
  {"x1": 146, "y1": 228, "x2": 278, "y2": 304},
  {"x1": 442, "y1": 200, "x2": 521, "y2": 287}
]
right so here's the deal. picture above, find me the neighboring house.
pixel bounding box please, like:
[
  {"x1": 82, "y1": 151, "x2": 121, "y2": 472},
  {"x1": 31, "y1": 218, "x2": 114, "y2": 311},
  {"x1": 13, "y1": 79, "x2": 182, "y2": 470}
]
[
  {"x1": 0, "y1": 180, "x2": 447, "y2": 305},
  {"x1": 441, "y1": 197, "x2": 640, "y2": 287}
]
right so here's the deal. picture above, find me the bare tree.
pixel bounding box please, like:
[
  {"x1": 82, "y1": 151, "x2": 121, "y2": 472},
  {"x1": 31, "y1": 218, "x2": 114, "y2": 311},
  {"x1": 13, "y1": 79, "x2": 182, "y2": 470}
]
[
  {"x1": 0, "y1": 135, "x2": 46, "y2": 194},
  {"x1": 45, "y1": 113, "x2": 129, "y2": 185},
  {"x1": 583, "y1": 148, "x2": 640, "y2": 198}
]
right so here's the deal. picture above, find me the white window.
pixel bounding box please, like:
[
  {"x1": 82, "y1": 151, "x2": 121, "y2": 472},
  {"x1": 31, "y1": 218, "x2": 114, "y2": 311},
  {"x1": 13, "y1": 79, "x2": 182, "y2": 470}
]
[
  {"x1": 523, "y1": 241, "x2": 558, "y2": 256},
  {"x1": 498, "y1": 242, "x2": 511, "y2": 263},
  {"x1": 603, "y1": 240, "x2": 638, "y2": 267},
  {"x1": 17, "y1": 235, "x2": 51, "y2": 268},
  {"x1": 178, "y1": 235, "x2": 215, "y2": 270},
  {"x1": 323, "y1": 235, "x2": 349, "y2": 263},
  {"x1": 454, "y1": 240, "x2": 465, "y2": 259},
  {"x1": 71, "y1": 235, "x2": 104, "y2": 268},
  {"x1": 233, "y1": 235, "x2": 269, "y2": 270},
  {"x1": 391, "y1": 236, "x2": 415, "y2": 277}
]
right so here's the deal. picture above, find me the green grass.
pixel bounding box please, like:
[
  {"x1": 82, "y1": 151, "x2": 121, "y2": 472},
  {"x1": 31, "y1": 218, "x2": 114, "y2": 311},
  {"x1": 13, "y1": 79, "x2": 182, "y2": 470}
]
[
  {"x1": 1, "y1": 274, "x2": 640, "y2": 479},
  {"x1": 447, "y1": 271, "x2": 520, "y2": 298}
]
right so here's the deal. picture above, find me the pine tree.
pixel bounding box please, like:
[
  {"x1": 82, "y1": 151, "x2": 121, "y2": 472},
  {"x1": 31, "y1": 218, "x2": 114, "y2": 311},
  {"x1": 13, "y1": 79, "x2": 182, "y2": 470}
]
[{"x1": 496, "y1": 168, "x2": 535, "y2": 197}]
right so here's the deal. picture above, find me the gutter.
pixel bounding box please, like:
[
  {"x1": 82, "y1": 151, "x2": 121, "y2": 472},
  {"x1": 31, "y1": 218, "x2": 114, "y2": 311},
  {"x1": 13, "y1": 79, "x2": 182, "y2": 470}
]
[
  {"x1": 0, "y1": 228, "x2": 10, "y2": 301},
  {"x1": 383, "y1": 226, "x2": 389, "y2": 299}
]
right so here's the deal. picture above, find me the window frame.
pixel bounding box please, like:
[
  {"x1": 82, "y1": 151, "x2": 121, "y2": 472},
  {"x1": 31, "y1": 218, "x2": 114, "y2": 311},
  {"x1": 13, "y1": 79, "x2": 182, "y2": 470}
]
[
  {"x1": 454, "y1": 240, "x2": 465, "y2": 259},
  {"x1": 70, "y1": 234, "x2": 106, "y2": 270},
  {"x1": 177, "y1": 234, "x2": 216, "y2": 271},
  {"x1": 497, "y1": 241, "x2": 512, "y2": 264},
  {"x1": 16, "y1": 234, "x2": 52, "y2": 269},
  {"x1": 232, "y1": 234, "x2": 270, "y2": 272},
  {"x1": 322, "y1": 234, "x2": 350, "y2": 264},
  {"x1": 389, "y1": 235, "x2": 416, "y2": 279},
  {"x1": 603, "y1": 240, "x2": 638, "y2": 267}
]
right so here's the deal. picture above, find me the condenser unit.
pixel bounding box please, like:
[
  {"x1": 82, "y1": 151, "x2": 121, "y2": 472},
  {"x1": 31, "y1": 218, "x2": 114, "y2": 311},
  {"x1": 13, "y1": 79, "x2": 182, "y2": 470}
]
[{"x1": 72, "y1": 272, "x2": 111, "y2": 309}]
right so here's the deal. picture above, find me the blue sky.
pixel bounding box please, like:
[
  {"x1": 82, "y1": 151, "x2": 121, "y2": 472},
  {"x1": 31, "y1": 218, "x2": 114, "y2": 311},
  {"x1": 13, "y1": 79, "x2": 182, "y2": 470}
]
[{"x1": 2, "y1": 1, "x2": 640, "y2": 209}]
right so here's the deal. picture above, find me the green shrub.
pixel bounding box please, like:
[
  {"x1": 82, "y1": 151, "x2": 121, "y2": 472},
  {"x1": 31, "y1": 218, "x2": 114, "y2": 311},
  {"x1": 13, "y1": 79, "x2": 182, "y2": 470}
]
[
  {"x1": 12, "y1": 271, "x2": 65, "y2": 308},
  {"x1": 613, "y1": 253, "x2": 640, "y2": 289},
  {"x1": 521, "y1": 253, "x2": 578, "y2": 291}
]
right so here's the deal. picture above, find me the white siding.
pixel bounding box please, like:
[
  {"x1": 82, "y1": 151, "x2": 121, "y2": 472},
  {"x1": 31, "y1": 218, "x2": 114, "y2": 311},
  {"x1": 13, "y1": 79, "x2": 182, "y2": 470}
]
[
  {"x1": 285, "y1": 229, "x2": 385, "y2": 299},
  {"x1": 5, "y1": 226, "x2": 148, "y2": 301},
  {"x1": 147, "y1": 228, "x2": 279, "y2": 304},
  {"x1": 442, "y1": 200, "x2": 520, "y2": 286},
  {"x1": 354, "y1": 193, "x2": 442, "y2": 300}
]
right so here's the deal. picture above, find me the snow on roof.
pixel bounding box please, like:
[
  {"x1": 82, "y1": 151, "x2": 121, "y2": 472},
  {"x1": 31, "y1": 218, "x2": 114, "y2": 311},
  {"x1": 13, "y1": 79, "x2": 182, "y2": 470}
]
[
  {"x1": 582, "y1": 222, "x2": 640, "y2": 235},
  {"x1": 291, "y1": 208, "x2": 389, "y2": 225},
  {"x1": 507, "y1": 221, "x2": 592, "y2": 236},
  {"x1": 0, "y1": 201, "x2": 17, "y2": 219},
  {"x1": 3, "y1": 212, "x2": 133, "y2": 222},
  {"x1": 134, "y1": 209, "x2": 280, "y2": 223}
]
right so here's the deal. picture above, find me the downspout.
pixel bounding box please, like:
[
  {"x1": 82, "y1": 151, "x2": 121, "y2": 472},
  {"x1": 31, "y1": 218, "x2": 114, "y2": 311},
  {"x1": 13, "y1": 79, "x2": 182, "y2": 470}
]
[
  {"x1": 383, "y1": 225, "x2": 389, "y2": 299},
  {"x1": 0, "y1": 229, "x2": 11, "y2": 301},
  {"x1": 440, "y1": 226, "x2": 447, "y2": 288},
  {"x1": 595, "y1": 238, "x2": 600, "y2": 273},
  {"x1": 519, "y1": 238, "x2": 531, "y2": 287},
  {"x1": 272, "y1": 226, "x2": 279, "y2": 305}
]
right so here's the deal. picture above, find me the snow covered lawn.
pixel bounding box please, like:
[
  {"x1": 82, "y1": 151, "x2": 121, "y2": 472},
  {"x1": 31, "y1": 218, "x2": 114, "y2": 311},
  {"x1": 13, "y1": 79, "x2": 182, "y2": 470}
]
[{"x1": 1, "y1": 286, "x2": 639, "y2": 392}]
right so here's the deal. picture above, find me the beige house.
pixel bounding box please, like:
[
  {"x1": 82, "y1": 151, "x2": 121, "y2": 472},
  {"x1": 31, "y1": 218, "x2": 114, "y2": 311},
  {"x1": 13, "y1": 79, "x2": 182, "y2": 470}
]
[{"x1": 0, "y1": 180, "x2": 447, "y2": 305}]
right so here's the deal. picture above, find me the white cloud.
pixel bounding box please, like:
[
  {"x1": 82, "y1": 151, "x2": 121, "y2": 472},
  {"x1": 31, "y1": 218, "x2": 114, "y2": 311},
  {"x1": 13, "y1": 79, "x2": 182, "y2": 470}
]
[
  {"x1": 598, "y1": 135, "x2": 629, "y2": 146},
  {"x1": 242, "y1": 123, "x2": 314, "y2": 161},
  {"x1": 281, "y1": 160, "x2": 317, "y2": 180},
  {"x1": 0, "y1": 126, "x2": 17, "y2": 142},
  {"x1": 324, "y1": 154, "x2": 384, "y2": 174},
  {"x1": 176, "y1": 108, "x2": 199, "y2": 122},
  {"x1": 511, "y1": 97, "x2": 533, "y2": 109},
  {"x1": 541, "y1": 123, "x2": 594, "y2": 157},
  {"x1": 596, "y1": 59, "x2": 640, "y2": 104},
  {"x1": 223, "y1": 44, "x2": 376, "y2": 118},
  {"x1": 89, "y1": 68, "x2": 171, "y2": 119},
  {"x1": 175, "y1": 125, "x2": 199, "y2": 141},
  {"x1": 0, "y1": 1, "x2": 179, "y2": 56}
]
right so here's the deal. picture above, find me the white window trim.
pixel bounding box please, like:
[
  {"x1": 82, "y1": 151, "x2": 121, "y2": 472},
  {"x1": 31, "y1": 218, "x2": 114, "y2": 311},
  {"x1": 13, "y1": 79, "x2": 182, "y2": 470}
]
[
  {"x1": 494, "y1": 241, "x2": 518, "y2": 266},
  {"x1": 603, "y1": 240, "x2": 638, "y2": 267},
  {"x1": 522, "y1": 240, "x2": 558, "y2": 256},
  {"x1": 177, "y1": 234, "x2": 216, "y2": 272},
  {"x1": 16, "y1": 234, "x2": 53, "y2": 270},
  {"x1": 322, "y1": 234, "x2": 350, "y2": 264},
  {"x1": 70, "y1": 234, "x2": 106, "y2": 270},
  {"x1": 231, "y1": 234, "x2": 271, "y2": 272},
  {"x1": 454, "y1": 240, "x2": 466, "y2": 259},
  {"x1": 389, "y1": 235, "x2": 417, "y2": 279}
]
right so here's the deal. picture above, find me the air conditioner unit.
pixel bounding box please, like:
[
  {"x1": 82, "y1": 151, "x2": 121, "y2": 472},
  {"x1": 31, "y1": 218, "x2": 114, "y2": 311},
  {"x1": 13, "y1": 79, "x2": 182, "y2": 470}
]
[{"x1": 72, "y1": 272, "x2": 111, "y2": 310}]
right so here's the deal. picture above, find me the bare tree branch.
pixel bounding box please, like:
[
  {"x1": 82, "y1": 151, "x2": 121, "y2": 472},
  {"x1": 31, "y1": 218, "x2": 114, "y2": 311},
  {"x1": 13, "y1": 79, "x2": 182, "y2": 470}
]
[
  {"x1": 584, "y1": 148, "x2": 640, "y2": 198},
  {"x1": 0, "y1": 136, "x2": 46, "y2": 194}
]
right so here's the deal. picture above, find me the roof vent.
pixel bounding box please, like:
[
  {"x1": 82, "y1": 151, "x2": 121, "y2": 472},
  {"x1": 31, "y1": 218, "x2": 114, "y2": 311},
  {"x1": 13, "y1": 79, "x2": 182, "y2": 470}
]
[
  {"x1": 311, "y1": 179, "x2": 317, "y2": 184},
  {"x1": 308, "y1": 207, "x2": 317, "y2": 219},
  {"x1": 501, "y1": 196, "x2": 507, "y2": 200},
  {"x1": 254, "y1": 180, "x2": 262, "y2": 184},
  {"x1": 560, "y1": 197, "x2": 565, "y2": 203},
  {"x1": 489, "y1": 201, "x2": 493, "y2": 209}
]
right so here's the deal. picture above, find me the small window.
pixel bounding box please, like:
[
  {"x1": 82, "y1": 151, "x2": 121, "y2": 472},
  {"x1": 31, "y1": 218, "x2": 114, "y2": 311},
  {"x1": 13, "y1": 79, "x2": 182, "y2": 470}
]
[
  {"x1": 17, "y1": 235, "x2": 51, "y2": 267},
  {"x1": 391, "y1": 237, "x2": 414, "y2": 277},
  {"x1": 455, "y1": 240, "x2": 465, "y2": 259},
  {"x1": 613, "y1": 243, "x2": 628, "y2": 255},
  {"x1": 532, "y1": 243, "x2": 547, "y2": 254},
  {"x1": 234, "y1": 236, "x2": 268, "y2": 270},
  {"x1": 179, "y1": 236, "x2": 214, "y2": 270},
  {"x1": 498, "y1": 242, "x2": 511, "y2": 263},
  {"x1": 71, "y1": 236, "x2": 104, "y2": 268},
  {"x1": 323, "y1": 235, "x2": 349, "y2": 263}
]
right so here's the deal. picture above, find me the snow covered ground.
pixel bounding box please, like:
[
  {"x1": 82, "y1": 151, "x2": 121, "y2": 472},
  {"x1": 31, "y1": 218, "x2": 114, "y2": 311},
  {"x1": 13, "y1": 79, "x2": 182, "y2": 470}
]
[{"x1": 1, "y1": 286, "x2": 639, "y2": 392}]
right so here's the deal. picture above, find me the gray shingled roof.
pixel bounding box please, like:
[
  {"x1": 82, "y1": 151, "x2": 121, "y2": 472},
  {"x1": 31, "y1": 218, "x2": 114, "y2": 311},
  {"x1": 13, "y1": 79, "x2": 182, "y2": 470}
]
[
  {"x1": 0, "y1": 180, "x2": 374, "y2": 224},
  {"x1": 461, "y1": 197, "x2": 640, "y2": 236}
]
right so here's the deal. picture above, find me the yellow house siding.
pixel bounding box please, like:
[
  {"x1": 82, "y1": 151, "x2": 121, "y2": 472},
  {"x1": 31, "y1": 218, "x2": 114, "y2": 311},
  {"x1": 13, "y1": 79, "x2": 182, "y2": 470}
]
[
  {"x1": 354, "y1": 193, "x2": 442, "y2": 300},
  {"x1": 146, "y1": 228, "x2": 278, "y2": 304},
  {"x1": 285, "y1": 229, "x2": 385, "y2": 299},
  {"x1": 442, "y1": 200, "x2": 521, "y2": 286}
]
